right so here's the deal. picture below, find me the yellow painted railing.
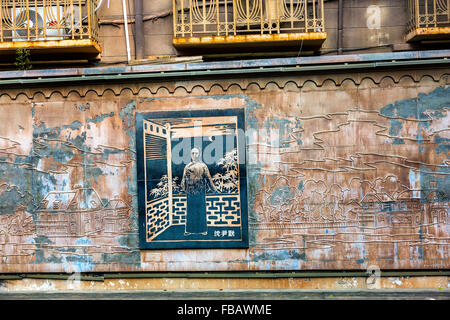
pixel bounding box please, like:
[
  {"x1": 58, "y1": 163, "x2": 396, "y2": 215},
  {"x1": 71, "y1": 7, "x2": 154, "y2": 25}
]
[
  {"x1": 172, "y1": 0, "x2": 325, "y2": 38},
  {"x1": 0, "y1": 0, "x2": 99, "y2": 43},
  {"x1": 407, "y1": 0, "x2": 450, "y2": 32}
]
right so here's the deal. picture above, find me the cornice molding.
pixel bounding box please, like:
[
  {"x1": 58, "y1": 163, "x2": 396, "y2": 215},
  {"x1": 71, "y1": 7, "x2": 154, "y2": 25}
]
[{"x1": 0, "y1": 70, "x2": 448, "y2": 101}]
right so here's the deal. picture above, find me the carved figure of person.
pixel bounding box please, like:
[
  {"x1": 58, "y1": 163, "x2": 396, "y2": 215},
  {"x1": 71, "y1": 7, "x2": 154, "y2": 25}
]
[{"x1": 181, "y1": 147, "x2": 217, "y2": 236}]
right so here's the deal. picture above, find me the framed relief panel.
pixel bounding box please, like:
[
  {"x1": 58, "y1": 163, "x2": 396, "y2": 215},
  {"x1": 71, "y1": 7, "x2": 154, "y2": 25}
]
[{"x1": 136, "y1": 109, "x2": 249, "y2": 249}]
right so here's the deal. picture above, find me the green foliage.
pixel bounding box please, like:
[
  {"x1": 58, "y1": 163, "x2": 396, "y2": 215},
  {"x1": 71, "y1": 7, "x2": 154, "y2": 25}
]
[{"x1": 14, "y1": 49, "x2": 32, "y2": 70}]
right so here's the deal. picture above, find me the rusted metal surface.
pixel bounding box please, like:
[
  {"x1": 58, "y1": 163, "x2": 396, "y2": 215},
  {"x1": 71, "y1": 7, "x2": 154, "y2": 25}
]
[
  {"x1": 0, "y1": 38, "x2": 101, "y2": 54},
  {"x1": 406, "y1": 27, "x2": 450, "y2": 41},
  {"x1": 172, "y1": 32, "x2": 327, "y2": 50},
  {"x1": 0, "y1": 61, "x2": 448, "y2": 273}
]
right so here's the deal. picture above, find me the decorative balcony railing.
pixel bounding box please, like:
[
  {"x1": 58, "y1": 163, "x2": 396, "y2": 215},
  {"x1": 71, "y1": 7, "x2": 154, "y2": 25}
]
[
  {"x1": 172, "y1": 0, "x2": 326, "y2": 50},
  {"x1": 0, "y1": 0, "x2": 98, "y2": 42},
  {"x1": 406, "y1": 0, "x2": 450, "y2": 41},
  {"x1": 0, "y1": 0, "x2": 100, "y2": 56}
]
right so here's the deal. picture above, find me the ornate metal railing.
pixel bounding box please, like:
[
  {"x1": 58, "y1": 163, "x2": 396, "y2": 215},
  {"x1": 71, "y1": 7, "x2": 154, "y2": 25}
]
[
  {"x1": 407, "y1": 0, "x2": 450, "y2": 32},
  {"x1": 172, "y1": 0, "x2": 325, "y2": 38},
  {"x1": 0, "y1": 0, "x2": 99, "y2": 42}
]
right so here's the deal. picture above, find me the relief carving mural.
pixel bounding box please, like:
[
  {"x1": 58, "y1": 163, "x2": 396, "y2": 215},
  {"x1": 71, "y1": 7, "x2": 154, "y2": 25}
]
[
  {"x1": 0, "y1": 100, "x2": 140, "y2": 271},
  {"x1": 247, "y1": 85, "x2": 450, "y2": 268}
]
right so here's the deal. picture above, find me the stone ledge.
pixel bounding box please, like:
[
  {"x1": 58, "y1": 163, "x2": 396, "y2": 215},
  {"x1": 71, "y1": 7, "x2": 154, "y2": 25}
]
[{"x1": 0, "y1": 289, "x2": 449, "y2": 300}]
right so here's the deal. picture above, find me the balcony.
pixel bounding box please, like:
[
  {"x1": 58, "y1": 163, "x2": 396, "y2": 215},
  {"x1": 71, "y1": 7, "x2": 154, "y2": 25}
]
[
  {"x1": 0, "y1": 0, "x2": 101, "y2": 61},
  {"x1": 172, "y1": 0, "x2": 326, "y2": 53},
  {"x1": 406, "y1": 0, "x2": 450, "y2": 41}
]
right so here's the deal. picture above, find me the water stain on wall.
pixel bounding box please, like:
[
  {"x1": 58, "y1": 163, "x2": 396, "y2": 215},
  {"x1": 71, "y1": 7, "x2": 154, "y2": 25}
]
[{"x1": 0, "y1": 78, "x2": 448, "y2": 272}]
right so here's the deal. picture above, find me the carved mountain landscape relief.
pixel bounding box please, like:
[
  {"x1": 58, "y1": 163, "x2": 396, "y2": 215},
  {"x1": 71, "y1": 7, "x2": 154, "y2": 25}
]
[
  {"x1": 0, "y1": 100, "x2": 139, "y2": 271},
  {"x1": 247, "y1": 86, "x2": 450, "y2": 268}
]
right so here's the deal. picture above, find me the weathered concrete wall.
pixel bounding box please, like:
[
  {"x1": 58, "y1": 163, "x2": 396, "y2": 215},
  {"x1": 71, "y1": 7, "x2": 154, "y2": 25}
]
[
  {"x1": 96, "y1": 0, "x2": 413, "y2": 62},
  {"x1": 322, "y1": 0, "x2": 411, "y2": 53},
  {"x1": 0, "y1": 67, "x2": 449, "y2": 273},
  {"x1": 97, "y1": 0, "x2": 175, "y2": 62}
]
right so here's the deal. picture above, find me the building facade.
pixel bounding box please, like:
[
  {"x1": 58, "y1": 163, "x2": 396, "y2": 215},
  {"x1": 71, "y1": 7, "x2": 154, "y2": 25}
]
[{"x1": 0, "y1": 0, "x2": 449, "y2": 293}]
